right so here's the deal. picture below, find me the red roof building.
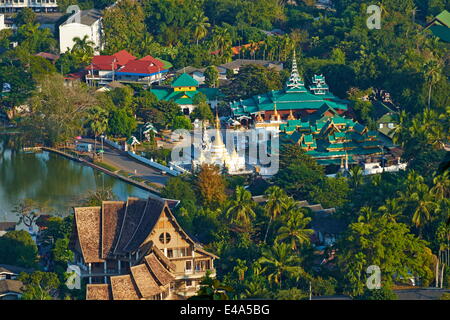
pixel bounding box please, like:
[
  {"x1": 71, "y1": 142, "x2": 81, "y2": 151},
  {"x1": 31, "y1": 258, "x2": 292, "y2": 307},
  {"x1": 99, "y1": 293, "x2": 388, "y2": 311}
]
[{"x1": 86, "y1": 50, "x2": 173, "y2": 85}]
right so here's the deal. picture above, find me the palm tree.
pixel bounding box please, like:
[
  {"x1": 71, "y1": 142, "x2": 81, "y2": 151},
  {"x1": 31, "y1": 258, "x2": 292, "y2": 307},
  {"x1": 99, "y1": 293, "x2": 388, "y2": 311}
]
[
  {"x1": 233, "y1": 259, "x2": 248, "y2": 281},
  {"x1": 211, "y1": 26, "x2": 232, "y2": 62},
  {"x1": 358, "y1": 206, "x2": 375, "y2": 223},
  {"x1": 411, "y1": 183, "x2": 437, "y2": 230},
  {"x1": 275, "y1": 210, "x2": 314, "y2": 250},
  {"x1": 263, "y1": 186, "x2": 288, "y2": 242},
  {"x1": 88, "y1": 106, "x2": 109, "y2": 157},
  {"x1": 225, "y1": 186, "x2": 256, "y2": 229},
  {"x1": 424, "y1": 59, "x2": 443, "y2": 109},
  {"x1": 71, "y1": 35, "x2": 95, "y2": 64},
  {"x1": 349, "y1": 165, "x2": 364, "y2": 188},
  {"x1": 191, "y1": 11, "x2": 210, "y2": 45},
  {"x1": 379, "y1": 198, "x2": 402, "y2": 222},
  {"x1": 431, "y1": 172, "x2": 450, "y2": 201},
  {"x1": 258, "y1": 242, "x2": 305, "y2": 288}
]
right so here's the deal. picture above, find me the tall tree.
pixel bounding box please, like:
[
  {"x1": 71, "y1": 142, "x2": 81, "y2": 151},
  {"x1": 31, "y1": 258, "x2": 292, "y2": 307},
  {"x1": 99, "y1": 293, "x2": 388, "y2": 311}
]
[
  {"x1": 196, "y1": 164, "x2": 227, "y2": 209},
  {"x1": 225, "y1": 186, "x2": 256, "y2": 230}
]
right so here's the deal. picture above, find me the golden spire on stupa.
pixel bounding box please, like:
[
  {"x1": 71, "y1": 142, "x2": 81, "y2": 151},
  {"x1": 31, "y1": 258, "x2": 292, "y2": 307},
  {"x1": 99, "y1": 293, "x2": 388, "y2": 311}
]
[
  {"x1": 287, "y1": 109, "x2": 296, "y2": 120},
  {"x1": 271, "y1": 103, "x2": 281, "y2": 122},
  {"x1": 256, "y1": 112, "x2": 264, "y2": 122}
]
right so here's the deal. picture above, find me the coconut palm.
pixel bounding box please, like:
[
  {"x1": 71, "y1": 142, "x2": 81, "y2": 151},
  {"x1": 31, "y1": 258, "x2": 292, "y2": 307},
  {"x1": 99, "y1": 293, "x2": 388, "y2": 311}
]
[
  {"x1": 424, "y1": 59, "x2": 443, "y2": 109},
  {"x1": 191, "y1": 11, "x2": 210, "y2": 45},
  {"x1": 411, "y1": 183, "x2": 437, "y2": 230},
  {"x1": 211, "y1": 26, "x2": 232, "y2": 62},
  {"x1": 357, "y1": 206, "x2": 376, "y2": 223},
  {"x1": 431, "y1": 171, "x2": 450, "y2": 201},
  {"x1": 263, "y1": 186, "x2": 288, "y2": 242},
  {"x1": 349, "y1": 165, "x2": 364, "y2": 188},
  {"x1": 88, "y1": 106, "x2": 109, "y2": 156},
  {"x1": 233, "y1": 259, "x2": 248, "y2": 281},
  {"x1": 258, "y1": 242, "x2": 305, "y2": 288},
  {"x1": 225, "y1": 186, "x2": 256, "y2": 229},
  {"x1": 275, "y1": 210, "x2": 314, "y2": 250},
  {"x1": 71, "y1": 35, "x2": 95, "y2": 64},
  {"x1": 379, "y1": 198, "x2": 402, "y2": 222}
]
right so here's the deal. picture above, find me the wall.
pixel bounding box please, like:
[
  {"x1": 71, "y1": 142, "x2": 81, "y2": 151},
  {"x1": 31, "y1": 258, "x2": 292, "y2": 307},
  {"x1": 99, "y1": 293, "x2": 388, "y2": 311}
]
[
  {"x1": 127, "y1": 151, "x2": 179, "y2": 176},
  {"x1": 59, "y1": 20, "x2": 102, "y2": 54}
]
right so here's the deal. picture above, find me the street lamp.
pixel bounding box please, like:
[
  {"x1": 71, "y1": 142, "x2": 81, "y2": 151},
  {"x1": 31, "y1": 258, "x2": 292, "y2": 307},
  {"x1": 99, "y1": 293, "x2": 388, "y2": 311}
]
[{"x1": 100, "y1": 134, "x2": 105, "y2": 161}]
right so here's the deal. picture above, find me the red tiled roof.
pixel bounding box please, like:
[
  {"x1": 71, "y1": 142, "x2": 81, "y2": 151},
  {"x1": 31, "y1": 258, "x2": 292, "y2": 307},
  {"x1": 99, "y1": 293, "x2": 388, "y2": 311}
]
[
  {"x1": 117, "y1": 60, "x2": 162, "y2": 75},
  {"x1": 139, "y1": 56, "x2": 165, "y2": 68},
  {"x1": 90, "y1": 55, "x2": 118, "y2": 71},
  {"x1": 113, "y1": 50, "x2": 136, "y2": 66}
]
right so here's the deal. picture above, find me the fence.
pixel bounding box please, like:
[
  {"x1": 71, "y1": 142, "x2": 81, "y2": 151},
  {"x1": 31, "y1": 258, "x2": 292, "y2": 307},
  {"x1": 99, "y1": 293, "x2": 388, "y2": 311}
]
[{"x1": 127, "y1": 151, "x2": 179, "y2": 176}]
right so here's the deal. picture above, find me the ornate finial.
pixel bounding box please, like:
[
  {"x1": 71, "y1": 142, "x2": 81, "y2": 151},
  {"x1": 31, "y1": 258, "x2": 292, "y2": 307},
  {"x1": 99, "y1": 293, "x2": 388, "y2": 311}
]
[
  {"x1": 256, "y1": 112, "x2": 264, "y2": 122},
  {"x1": 288, "y1": 109, "x2": 295, "y2": 120},
  {"x1": 215, "y1": 107, "x2": 220, "y2": 129},
  {"x1": 286, "y1": 51, "x2": 305, "y2": 91},
  {"x1": 271, "y1": 103, "x2": 281, "y2": 122}
]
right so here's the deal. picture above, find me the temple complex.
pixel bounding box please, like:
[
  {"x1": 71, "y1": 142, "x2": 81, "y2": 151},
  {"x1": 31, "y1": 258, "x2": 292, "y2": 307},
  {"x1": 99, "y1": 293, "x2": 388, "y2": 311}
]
[
  {"x1": 280, "y1": 105, "x2": 383, "y2": 166},
  {"x1": 230, "y1": 52, "x2": 348, "y2": 123},
  {"x1": 70, "y1": 197, "x2": 218, "y2": 300},
  {"x1": 192, "y1": 113, "x2": 246, "y2": 174},
  {"x1": 151, "y1": 73, "x2": 221, "y2": 115}
]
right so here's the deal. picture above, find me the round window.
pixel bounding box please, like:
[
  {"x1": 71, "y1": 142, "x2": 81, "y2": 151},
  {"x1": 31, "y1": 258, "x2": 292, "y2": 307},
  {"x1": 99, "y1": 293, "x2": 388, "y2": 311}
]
[{"x1": 159, "y1": 232, "x2": 171, "y2": 244}]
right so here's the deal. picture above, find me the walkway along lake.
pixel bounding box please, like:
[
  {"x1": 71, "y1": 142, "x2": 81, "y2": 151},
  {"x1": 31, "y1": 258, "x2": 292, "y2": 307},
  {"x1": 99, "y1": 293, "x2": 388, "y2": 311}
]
[{"x1": 0, "y1": 135, "x2": 152, "y2": 222}]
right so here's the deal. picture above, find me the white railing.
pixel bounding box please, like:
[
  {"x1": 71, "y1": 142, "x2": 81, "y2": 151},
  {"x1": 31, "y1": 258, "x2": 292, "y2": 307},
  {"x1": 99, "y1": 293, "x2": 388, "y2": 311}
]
[
  {"x1": 103, "y1": 137, "x2": 123, "y2": 151},
  {"x1": 127, "y1": 151, "x2": 179, "y2": 176}
]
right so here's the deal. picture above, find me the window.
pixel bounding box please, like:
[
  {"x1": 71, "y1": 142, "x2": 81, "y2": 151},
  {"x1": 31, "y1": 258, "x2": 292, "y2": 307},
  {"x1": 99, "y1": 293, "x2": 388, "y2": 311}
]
[
  {"x1": 185, "y1": 280, "x2": 193, "y2": 287},
  {"x1": 167, "y1": 249, "x2": 173, "y2": 258},
  {"x1": 159, "y1": 232, "x2": 171, "y2": 244},
  {"x1": 185, "y1": 261, "x2": 192, "y2": 271}
]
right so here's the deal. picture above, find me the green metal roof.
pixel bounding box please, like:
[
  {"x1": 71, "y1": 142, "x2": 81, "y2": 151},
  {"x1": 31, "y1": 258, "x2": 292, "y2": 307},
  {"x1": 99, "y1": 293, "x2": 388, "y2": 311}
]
[
  {"x1": 434, "y1": 10, "x2": 450, "y2": 27},
  {"x1": 151, "y1": 87, "x2": 221, "y2": 105},
  {"x1": 429, "y1": 25, "x2": 450, "y2": 43},
  {"x1": 171, "y1": 73, "x2": 199, "y2": 87}
]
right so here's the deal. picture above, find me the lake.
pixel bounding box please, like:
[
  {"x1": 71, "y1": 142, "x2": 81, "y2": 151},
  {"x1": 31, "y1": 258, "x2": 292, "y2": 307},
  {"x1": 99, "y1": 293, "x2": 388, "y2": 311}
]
[{"x1": 0, "y1": 135, "x2": 151, "y2": 222}]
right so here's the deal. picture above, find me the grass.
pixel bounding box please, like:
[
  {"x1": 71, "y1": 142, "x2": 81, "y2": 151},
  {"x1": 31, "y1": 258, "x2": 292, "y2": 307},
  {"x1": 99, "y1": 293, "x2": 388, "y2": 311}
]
[{"x1": 94, "y1": 161, "x2": 119, "y2": 172}]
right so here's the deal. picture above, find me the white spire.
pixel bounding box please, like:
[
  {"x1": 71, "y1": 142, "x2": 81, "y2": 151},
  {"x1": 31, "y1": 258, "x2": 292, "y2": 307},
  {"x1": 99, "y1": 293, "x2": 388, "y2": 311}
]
[{"x1": 286, "y1": 50, "x2": 305, "y2": 91}]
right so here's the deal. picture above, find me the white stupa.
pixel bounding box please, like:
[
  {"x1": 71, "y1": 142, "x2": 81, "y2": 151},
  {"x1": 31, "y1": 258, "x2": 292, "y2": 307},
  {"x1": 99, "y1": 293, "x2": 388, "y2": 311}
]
[{"x1": 192, "y1": 113, "x2": 246, "y2": 174}]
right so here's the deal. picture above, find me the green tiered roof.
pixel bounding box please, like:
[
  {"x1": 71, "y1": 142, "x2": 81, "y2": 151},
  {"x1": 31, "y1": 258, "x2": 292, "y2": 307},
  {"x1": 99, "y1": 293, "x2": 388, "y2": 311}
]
[
  {"x1": 171, "y1": 73, "x2": 199, "y2": 87},
  {"x1": 281, "y1": 106, "x2": 383, "y2": 163},
  {"x1": 151, "y1": 73, "x2": 221, "y2": 105},
  {"x1": 230, "y1": 53, "x2": 348, "y2": 116}
]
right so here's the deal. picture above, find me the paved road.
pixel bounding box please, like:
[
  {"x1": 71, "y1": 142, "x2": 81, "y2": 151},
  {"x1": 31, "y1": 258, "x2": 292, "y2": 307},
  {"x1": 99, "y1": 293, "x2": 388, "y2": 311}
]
[{"x1": 80, "y1": 138, "x2": 169, "y2": 188}]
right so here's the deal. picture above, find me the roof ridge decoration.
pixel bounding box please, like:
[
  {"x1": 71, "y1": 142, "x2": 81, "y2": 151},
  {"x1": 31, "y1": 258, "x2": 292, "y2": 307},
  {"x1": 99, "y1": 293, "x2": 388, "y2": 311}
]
[{"x1": 286, "y1": 50, "x2": 306, "y2": 92}]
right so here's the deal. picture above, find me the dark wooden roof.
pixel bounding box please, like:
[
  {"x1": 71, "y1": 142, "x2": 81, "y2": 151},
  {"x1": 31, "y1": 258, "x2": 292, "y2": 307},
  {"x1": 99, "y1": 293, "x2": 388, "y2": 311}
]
[
  {"x1": 110, "y1": 275, "x2": 140, "y2": 300},
  {"x1": 0, "y1": 279, "x2": 23, "y2": 295},
  {"x1": 113, "y1": 198, "x2": 148, "y2": 255},
  {"x1": 74, "y1": 207, "x2": 104, "y2": 263},
  {"x1": 86, "y1": 284, "x2": 111, "y2": 300},
  {"x1": 123, "y1": 198, "x2": 165, "y2": 253},
  {"x1": 130, "y1": 264, "x2": 162, "y2": 297},
  {"x1": 101, "y1": 201, "x2": 126, "y2": 259},
  {"x1": 144, "y1": 253, "x2": 175, "y2": 286}
]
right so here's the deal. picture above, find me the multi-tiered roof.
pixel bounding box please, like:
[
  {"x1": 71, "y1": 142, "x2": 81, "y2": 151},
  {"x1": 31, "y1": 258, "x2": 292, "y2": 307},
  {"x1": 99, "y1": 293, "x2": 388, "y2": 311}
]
[
  {"x1": 280, "y1": 105, "x2": 383, "y2": 165},
  {"x1": 230, "y1": 53, "x2": 348, "y2": 117},
  {"x1": 151, "y1": 73, "x2": 221, "y2": 105}
]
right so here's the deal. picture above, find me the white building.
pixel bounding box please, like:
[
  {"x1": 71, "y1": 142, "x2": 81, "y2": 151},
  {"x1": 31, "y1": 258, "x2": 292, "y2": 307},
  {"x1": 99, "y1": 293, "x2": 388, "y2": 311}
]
[
  {"x1": 192, "y1": 115, "x2": 246, "y2": 174},
  {"x1": 59, "y1": 9, "x2": 103, "y2": 54},
  {"x1": 0, "y1": 0, "x2": 58, "y2": 13}
]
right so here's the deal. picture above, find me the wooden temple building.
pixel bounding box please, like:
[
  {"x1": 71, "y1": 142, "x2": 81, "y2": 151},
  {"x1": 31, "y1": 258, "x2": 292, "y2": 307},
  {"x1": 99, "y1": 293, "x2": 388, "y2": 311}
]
[
  {"x1": 70, "y1": 197, "x2": 218, "y2": 300},
  {"x1": 279, "y1": 105, "x2": 383, "y2": 166},
  {"x1": 230, "y1": 52, "x2": 349, "y2": 124}
]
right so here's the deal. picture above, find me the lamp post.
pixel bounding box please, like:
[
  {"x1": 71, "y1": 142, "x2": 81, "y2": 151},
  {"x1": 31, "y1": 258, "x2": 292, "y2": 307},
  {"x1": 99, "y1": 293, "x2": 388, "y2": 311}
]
[{"x1": 100, "y1": 134, "x2": 105, "y2": 161}]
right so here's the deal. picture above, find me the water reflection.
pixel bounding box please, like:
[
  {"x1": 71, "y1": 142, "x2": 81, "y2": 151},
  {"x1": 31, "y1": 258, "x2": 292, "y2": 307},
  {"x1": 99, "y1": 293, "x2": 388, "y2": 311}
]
[{"x1": 0, "y1": 135, "x2": 150, "y2": 221}]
